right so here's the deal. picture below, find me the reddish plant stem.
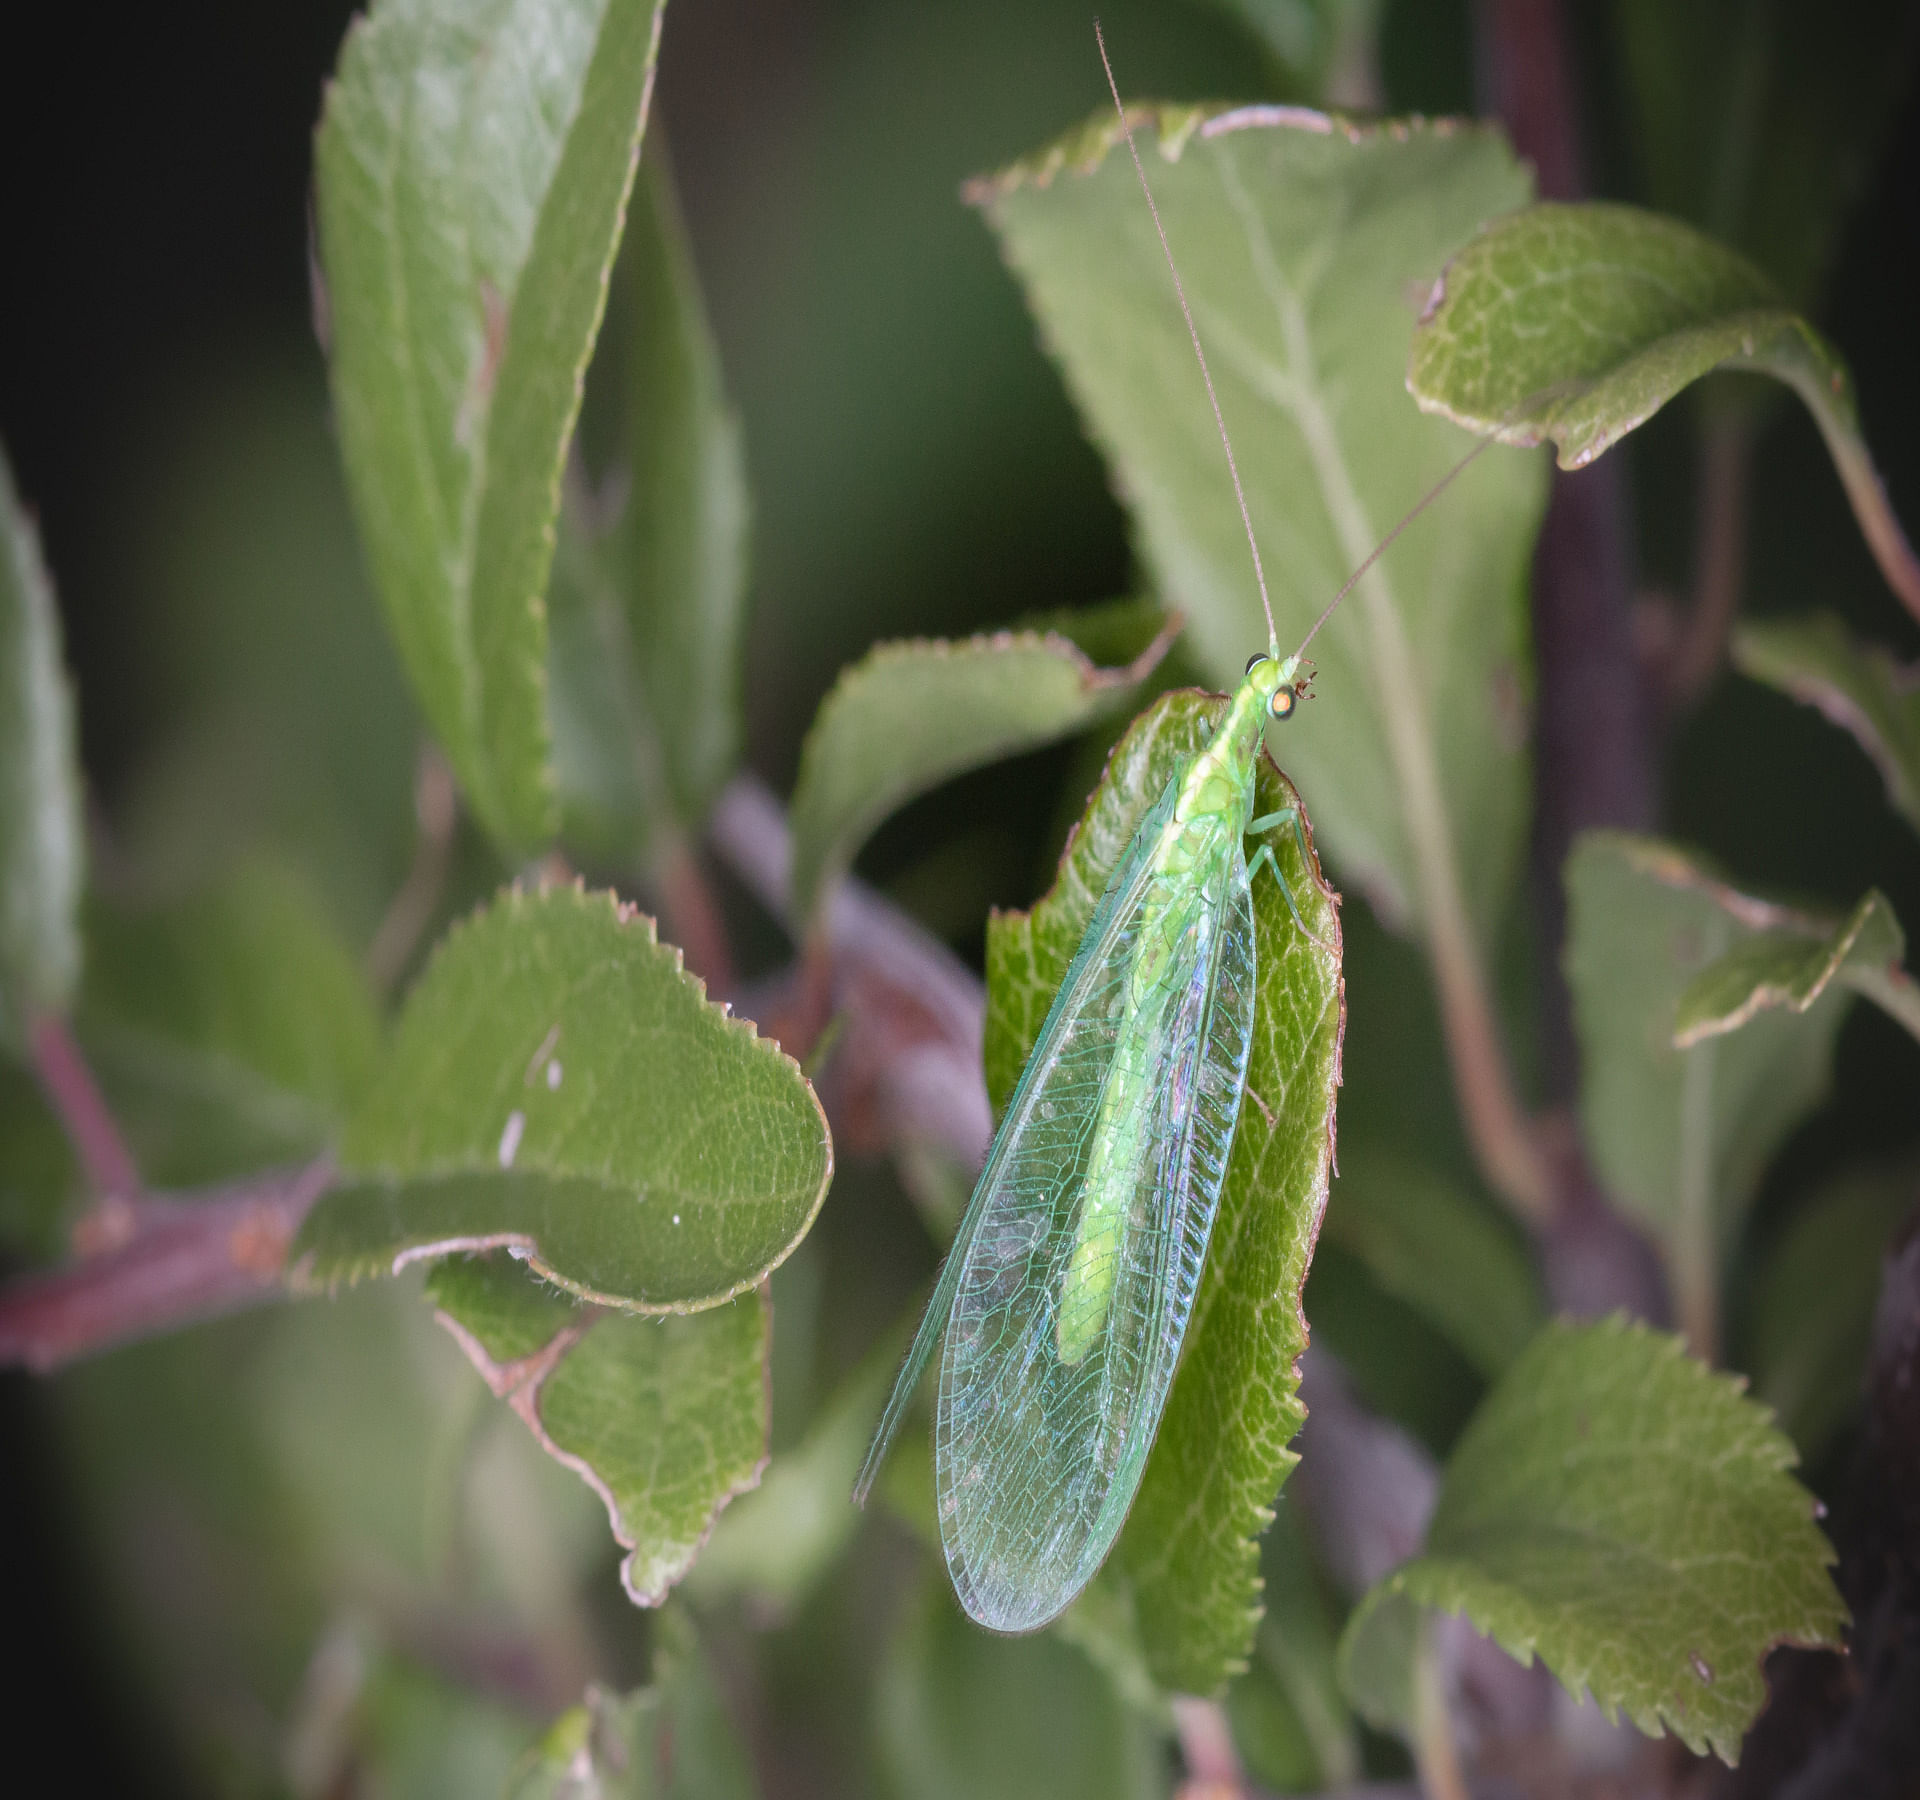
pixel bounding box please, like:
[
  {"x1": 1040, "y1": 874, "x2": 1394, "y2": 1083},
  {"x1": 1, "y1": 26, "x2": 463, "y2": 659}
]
[
  {"x1": 30, "y1": 1013, "x2": 139, "y2": 1200},
  {"x1": 656, "y1": 838, "x2": 737, "y2": 998},
  {"x1": 0, "y1": 1160, "x2": 332, "y2": 1371},
  {"x1": 365, "y1": 745, "x2": 457, "y2": 995}
]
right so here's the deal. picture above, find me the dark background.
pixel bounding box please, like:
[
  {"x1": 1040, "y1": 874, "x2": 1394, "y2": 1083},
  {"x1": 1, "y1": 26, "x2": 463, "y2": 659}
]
[{"x1": 3, "y1": 1, "x2": 1916, "y2": 1788}]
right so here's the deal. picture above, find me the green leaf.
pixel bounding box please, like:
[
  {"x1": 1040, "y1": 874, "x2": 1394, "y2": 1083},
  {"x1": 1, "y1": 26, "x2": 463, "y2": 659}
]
[
  {"x1": 1733, "y1": 614, "x2": 1920, "y2": 838},
  {"x1": 1322, "y1": 1147, "x2": 1546, "y2": 1379},
  {"x1": 425, "y1": 1248, "x2": 583, "y2": 1369},
  {"x1": 0, "y1": 441, "x2": 84, "y2": 1051},
  {"x1": 986, "y1": 689, "x2": 1343, "y2": 1693},
  {"x1": 1674, "y1": 888, "x2": 1915, "y2": 1048},
  {"x1": 1405, "y1": 201, "x2": 1920, "y2": 617},
  {"x1": 550, "y1": 151, "x2": 750, "y2": 868},
  {"x1": 509, "y1": 1611, "x2": 755, "y2": 1799},
  {"x1": 536, "y1": 1296, "x2": 769, "y2": 1606},
  {"x1": 295, "y1": 885, "x2": 831, "y2": 1309},
  {"x1": 77, "y1": 857, "x2": 384, "y2": 1185},
  {"x1": 1609, "y1": 0, "x2": 1916, "y2": 307},
  {"x1": 427, "y1": 1253, "x2": 770, "y2": 1606},
  {"x1": 314, "y1": 0, "x2": 668, "y2": 852},
  {"x1": 977, "y1": 105, "x2": 1545, "y2": 941},
  {"x1": 787, "y1": 606, "x2": 1179, "y2": 925},
  {"x1": 1563, "y1": 834, "x2": 1850, "y2": 1261},
  {"x1": 1337, "y1": 1317, "x2": 1843, "y2": 1763},
  {"x1": 1744, "y1": 1159, "x2": 1920, "y2": 1464},
  {"x1": 1408, "y1": 202, "x2": 1853, "y2": 470},
  {"x1": 873, "y1": 1577, "x2": 1167, "y2": 1800}
]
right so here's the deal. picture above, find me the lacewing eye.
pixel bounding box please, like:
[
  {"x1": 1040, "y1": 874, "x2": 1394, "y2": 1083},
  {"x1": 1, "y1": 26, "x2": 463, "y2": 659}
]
[{"x1": 1270, "y1": 684, "x2": 1298, "y2": 721}]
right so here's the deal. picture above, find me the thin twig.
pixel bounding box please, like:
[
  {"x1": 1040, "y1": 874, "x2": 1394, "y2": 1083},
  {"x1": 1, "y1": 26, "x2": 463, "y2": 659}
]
[
  {"x1": 655, "y1": 839, "x2": 736, "y2": 997},
  {"x1": 1171, "y1": 1695, "x2": 1246, "y2": 1799},
  {"x1": 365, "y1": 745, "x2": 458, "y2": 995},
  {"x1": 1413, "y1": 1618, "x2": 1472, "y2": 1800},
  {"x1": 30, "y1": 1013, "x2": 140, "y2": 1199},
  {"x1": 1667, "y1": 409, "x2": 1754, "y2": 708},
  {"x1": 0, "y1": 1160, "x2": 332, "y2": 1371}
]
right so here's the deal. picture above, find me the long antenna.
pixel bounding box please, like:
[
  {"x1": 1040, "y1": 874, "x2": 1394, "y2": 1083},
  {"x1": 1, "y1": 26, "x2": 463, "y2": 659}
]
[
  {"x1": 1096, "y1": 20, "x2": 1278, "y2": 655},
  {"x1": 1291, "y1": 430, "x2": 1500, "y2": 660}
]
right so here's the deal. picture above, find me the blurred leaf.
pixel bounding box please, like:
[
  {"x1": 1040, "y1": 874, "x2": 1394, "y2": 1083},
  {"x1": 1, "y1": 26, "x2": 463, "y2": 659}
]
[
  {"x1": 314, "y1": 0, "x2": 667, "y2": 851},
  {"x1": 787, "y1": 606, "x2": 1178, "y2": 924},
  {"x1": 108, "y1": 360, "x2": 427, "y2": 953},
  {"x1": 0, "y1": 1065, "x2": 77, "y2": 1260},
  {"x1": 432, "y1": 1249, "x2": 771, "y2": 1608},
  {"x1": 509, "y1": 1611, "x2": 755, "y2": 1798},
  {"x1": 1337, "y1": 1317, "x2": 1843, "y2": 1763},
  {"x1": 684, "y1": 1325, "x2": 901, "y2": 1611},
  {"x1": 1322, "y1": 1147, "x2": 1546, "y2": 1379},
  {"x1": 551, "y1": 152, "x2": 749, "y2": 868},
  {"x1": 1564, "y1": 834, "x2": 1850, "y2": 1259},
  {"x1": 1226, "y1": 1500, "x2": 1359, "y2": 1791},
  {"x1": 0, "y1": 441, "x2": 83, "y2": 1051},
  {"x1": 987, "y1": 690, "x2": 1343, "y2": 1693},
  {"x1": 77, "y1": 857, "x2": 383, "y2": 1185},
  {"x1": 979, "y1": 105, "x2": 1544, "y2": 940},
  {"x1": 873, "y1": 1576, "x2": 1167, "y2": 1800},
  {"x1": 1745, "y1": 1159, "x2": 1920, "y2": 1463},
  {"x1": 341, "y1": 1645, "x2": 539, "y2": 1800},
  {"x1": 1304, "y1": 1241, "x2": 1483, "y2": 1455},
  {"x1": 1610, "y1": 0, "x2": 1916, "y2": 306},
  {"x1": 1206, "y1": 0, "x2": 1383, "y2": 104},
  {"x1": 1406, "y1": 203, "x2": 1920, "y2": 620},
  {"x1": 296, "y1": 886, "x2": 832, "y2": 1309},
  {"x1": 1733, "y1": 614, "x2": 1920, "y2": 837},
  {"x1": 1675, "y1": 888, "x2": 1916, "y2": 1048}
]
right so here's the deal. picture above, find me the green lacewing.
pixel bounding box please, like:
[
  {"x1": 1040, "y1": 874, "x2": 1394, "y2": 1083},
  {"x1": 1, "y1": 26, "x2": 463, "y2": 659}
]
[{"x1": 852, "y1": 27, "x2": 1489, "y2": 1633}]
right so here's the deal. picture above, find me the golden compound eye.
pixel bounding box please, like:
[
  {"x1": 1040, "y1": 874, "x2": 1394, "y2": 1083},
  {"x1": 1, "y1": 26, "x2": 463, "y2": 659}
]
[{"x1": 1269, "y1": 684, "x2": 1297, "y2": 721}]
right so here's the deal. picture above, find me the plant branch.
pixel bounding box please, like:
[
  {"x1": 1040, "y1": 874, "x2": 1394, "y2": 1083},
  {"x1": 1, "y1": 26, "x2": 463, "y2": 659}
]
[
  {"x1": 1412, "y1": 1617, "x2": 1472, "y2": 1800},
  {"x1": 709, "y1": 777, "x2": 992, "y2": 1176},
  {"x1": 366, "y1": 745, "x2": 458, "y2": 995},
  {"x1": 654, "y1": 837, "x2": 736, "y2": 996},
  {"x1": 30, "y1": 1012, "x2": 140, "y2": 1199},
  {"x1": 1667, "y1": 408, "x2": 1755, "y2": 708},
  {"x1": 0, "y1": 1159, "x2": 331, "y2": 1371}
]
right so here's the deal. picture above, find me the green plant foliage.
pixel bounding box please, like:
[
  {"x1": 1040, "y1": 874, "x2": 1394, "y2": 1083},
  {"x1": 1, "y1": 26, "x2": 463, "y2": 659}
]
[
  {"x1": 296, "y1": 886, "x2": 832, "y2": 1308},
  {"x1": 314, "y1": 0, "x2": 668, "y2": 852},
  {"x1": 873, "y1": 1577, "x2": 1168, "y2": 1800},
  {"x1": 0, "y1": 1067, "x2": 77, "y2": 1260},
  {"x1": 1745, "y1": 1159, "x2": 1920, "y2": 1463},
  {"x1": 1225, "y1": 1500, "x2": 1360, "y2": 1791},
  {"x1": 1407, "y1": 201, "x2": 1867, "y2": 480},
  {"x1": 536, "y1": 1295, "x2": 770, "y2": 1606},
  {"x1": 425, "y1": 1249, "x2": 584, "y2": 1367},
  {"x1": 1674, "y1": 888, "x2": 1916, "y2": 1048},
  {"x1": 1610, "y1": 0, "x2": 1916, "y2": 307},
  {"x1": 550, "y1": 152, "x2": 750, "y2": 870},
  {"x1": 977, "y1": 105, "x2": 1545, "y2": 943},
  {"x1": 77, "y1": 858, "x2": 384, "y2": 1186},
  {"x1": 787, "y1": 605, "x2": 1178, "y2": 924},
  {"x1": 684, "y1": 1327, "x2": 901, "y2": 1611},
  {"x1": 428, "y1": 1252, "x2": 771, "y2": 1607},
  {"x1": 1337, "y1": 1317, "x2": 1844, "y2": 1764},
  {"x1": 1563, "y1": 833, "x2": 1851, "y2": 1258},
  {"x1": 1322, "y1": 1148, "x2": 1545, "y2": 1379},
  {"x1": 509, "y1": 1611, "x2": 755, "y2": 1799},
  {"x1": 0, "y1": 443, "x2": 83, "y2": 1052},
  {"x1": 1734, "y1": 614, "x2": 1920, "y2": 837},
  {"x1": 985, "y1": 690, "x2": 1342, "y2": 1693}
]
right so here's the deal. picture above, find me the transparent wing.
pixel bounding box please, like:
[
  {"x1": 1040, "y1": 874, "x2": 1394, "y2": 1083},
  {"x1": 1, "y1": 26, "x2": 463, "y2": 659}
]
[
  {"x1": 937, "y1": 835, "x2": 1256, "y2": 1633},
  {"x1": 853, "y1": 777, "x2": 1186, "y2": 1508}
]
